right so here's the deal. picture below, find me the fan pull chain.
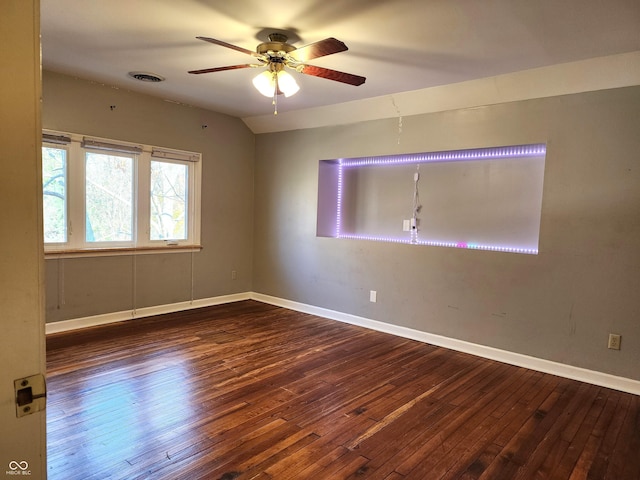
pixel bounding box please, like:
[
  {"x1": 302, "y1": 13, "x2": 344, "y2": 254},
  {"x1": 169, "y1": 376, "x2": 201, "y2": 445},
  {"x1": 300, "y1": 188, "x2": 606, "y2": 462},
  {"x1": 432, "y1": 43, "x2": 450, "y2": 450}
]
[{"x1": 273, "y1": 73, "x2": 279, "y2": 115}]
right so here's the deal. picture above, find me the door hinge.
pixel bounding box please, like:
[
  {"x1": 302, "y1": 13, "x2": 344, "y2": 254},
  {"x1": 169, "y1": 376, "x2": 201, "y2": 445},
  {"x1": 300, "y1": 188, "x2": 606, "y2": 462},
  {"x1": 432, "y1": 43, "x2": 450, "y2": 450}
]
[{"x1": 14, "y1": 374, "x2": 47, "y2": 418}]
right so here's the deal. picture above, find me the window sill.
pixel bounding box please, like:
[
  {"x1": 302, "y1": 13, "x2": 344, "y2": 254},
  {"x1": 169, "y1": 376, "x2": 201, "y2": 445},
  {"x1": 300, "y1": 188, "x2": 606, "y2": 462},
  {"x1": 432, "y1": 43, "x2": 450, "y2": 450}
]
[{"x1": 44, "y1": 245, "x2": 202, "y2": 259}]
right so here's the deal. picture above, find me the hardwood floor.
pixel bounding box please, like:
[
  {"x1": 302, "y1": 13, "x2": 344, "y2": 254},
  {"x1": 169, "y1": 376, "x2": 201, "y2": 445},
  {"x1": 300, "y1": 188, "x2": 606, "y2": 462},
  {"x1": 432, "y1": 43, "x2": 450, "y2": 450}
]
[{"x1": 46, "y1": 300, "x2": 640, "y2": 479}]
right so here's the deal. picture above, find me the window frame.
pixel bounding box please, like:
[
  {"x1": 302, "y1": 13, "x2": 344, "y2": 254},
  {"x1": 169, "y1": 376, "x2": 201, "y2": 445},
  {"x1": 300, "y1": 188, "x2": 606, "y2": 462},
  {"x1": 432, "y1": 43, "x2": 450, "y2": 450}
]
[
  {"x1": 147, "y1": 152, "x2": 200, "y2": 246},
  {"x1": 83, "y1": 147, "x2": 136, "y2": 247},
  {"x1": 42, "y1": 130, "x2": 202, "y2": 257}
]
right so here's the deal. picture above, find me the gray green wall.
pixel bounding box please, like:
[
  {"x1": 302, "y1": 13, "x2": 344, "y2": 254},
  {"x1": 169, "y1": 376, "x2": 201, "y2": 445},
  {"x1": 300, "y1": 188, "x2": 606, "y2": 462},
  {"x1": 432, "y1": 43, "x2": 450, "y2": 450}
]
[
  {"x1": 43, "y1": 71, "x2": 255, "y2": 322},
  {"x1": 253, "y1": 87, "x2": 640, "y2": 380}
]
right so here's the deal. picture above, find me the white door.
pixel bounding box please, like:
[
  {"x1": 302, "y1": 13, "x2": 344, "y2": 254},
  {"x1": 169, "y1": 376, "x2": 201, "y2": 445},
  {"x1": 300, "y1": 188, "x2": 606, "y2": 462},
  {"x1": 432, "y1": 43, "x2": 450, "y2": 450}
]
[{"x1": 0, "y1": 1, "x2": 47, "y2": 478}]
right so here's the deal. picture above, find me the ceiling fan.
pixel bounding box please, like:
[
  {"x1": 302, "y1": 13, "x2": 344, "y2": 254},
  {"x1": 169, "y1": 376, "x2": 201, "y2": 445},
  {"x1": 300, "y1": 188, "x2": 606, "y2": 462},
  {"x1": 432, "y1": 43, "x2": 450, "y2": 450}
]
[{"x1": 188, "y1": 33, "x2": 366, "y2": 114}]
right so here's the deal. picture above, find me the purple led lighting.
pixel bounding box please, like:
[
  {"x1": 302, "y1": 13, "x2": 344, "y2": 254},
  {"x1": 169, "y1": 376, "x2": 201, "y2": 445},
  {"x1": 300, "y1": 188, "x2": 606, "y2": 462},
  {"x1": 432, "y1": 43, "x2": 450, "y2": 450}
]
[
  {"x1": 337, "y1": 234, "x2": 538, "y2": 254},
  {"x1": 339, "y1": 144, "x2": 546, "y2": 168},
  {"x1": 336, "y1": 163, "x2": 344, "y2": 237},
  {"x1": 338, "y1": 234, "x2": 412, "y2": 244}
]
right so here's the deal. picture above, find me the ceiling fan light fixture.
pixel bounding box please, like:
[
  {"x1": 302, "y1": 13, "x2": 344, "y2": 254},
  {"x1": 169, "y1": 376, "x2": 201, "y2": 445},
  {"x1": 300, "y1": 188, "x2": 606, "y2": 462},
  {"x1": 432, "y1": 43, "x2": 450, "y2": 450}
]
[
  {"x1": 252, "y1": 70, "x2": 299, "y2": 98},
  {"x1": 252, "y1": 71, "x2": 275, "y2": 97},
  {"x1": 277, "y1": 70, "x2": 300, "y2": 97}
]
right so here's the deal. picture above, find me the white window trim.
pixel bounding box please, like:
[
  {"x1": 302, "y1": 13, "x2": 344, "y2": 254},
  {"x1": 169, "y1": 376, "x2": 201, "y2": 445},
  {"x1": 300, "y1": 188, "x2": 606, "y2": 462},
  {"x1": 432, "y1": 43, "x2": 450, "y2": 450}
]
[{"x1": 43, "y1": 130, "x2": 202, "y2": 258}]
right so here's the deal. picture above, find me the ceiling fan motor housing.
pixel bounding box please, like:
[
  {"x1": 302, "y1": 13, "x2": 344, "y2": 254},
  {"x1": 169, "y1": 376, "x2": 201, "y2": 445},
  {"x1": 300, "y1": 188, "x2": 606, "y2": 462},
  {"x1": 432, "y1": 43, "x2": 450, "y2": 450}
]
[{"x1": 257, "y1": 33, "x2": 297, "y2": 61}]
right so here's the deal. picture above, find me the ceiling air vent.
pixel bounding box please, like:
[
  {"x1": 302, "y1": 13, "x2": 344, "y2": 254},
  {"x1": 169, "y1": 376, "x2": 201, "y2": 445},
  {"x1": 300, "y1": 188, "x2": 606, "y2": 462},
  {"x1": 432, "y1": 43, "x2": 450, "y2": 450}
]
[{"x1": 128, "y1": 71, "x2": 165, "y2": 82}]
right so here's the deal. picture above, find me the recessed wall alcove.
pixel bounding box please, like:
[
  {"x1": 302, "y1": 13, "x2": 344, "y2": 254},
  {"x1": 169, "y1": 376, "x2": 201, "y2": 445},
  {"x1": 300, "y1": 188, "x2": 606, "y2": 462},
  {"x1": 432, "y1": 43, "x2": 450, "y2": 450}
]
[{"x1": 317, "y1": 144, "x2": 546, "y2": 254}]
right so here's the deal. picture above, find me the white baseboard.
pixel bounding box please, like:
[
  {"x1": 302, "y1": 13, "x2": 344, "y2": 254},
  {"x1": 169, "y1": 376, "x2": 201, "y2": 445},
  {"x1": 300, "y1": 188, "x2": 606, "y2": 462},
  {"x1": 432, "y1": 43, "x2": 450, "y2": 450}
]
[
  {"x1": 46, "y1": 291, "x2": 640, "y2": 396},
  {"x1": 45, "y1": 292, "x2": 252, "y2": 334},
  {"x1": 252, "y1": 293, "x2": 640, "y2": 396}
]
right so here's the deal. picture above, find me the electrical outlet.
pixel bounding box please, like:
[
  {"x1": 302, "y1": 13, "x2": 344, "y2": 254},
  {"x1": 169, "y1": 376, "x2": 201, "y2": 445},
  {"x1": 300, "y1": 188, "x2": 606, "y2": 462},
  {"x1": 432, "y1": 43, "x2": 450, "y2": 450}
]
[
  {"x1": 369, "y1": 290, "x2": 377, "y2": 303},
  {"x1": 608, "y1": 333, "x2": 621, "y2": 350},
  {"x1": 231, "y1": 270, "x2": 237, "y2": 280}
]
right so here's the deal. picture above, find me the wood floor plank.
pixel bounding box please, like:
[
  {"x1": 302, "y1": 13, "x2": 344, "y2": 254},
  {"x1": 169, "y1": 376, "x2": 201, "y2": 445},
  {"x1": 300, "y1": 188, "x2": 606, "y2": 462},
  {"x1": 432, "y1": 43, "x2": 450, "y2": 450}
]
[
  {"x1": 516, "y1": 385, "x2": 608, "y2": 479},
  {"x1": 565, "y1": 390, "x2": 620, "y2": 480},
  {"x1": 476, "y1": 380, "x2": 581, "y2": 479},
  {"x1": 434, "y1": 369, "x2": 542, "y2": 480},
  {"x1": 603, "y1": 393, "x2": 640, "y2": 479},
  {"x1": 396, "y1": 365, "x2": 528, "y2": 478},
  {"x1": 264, "y1": 422, "x2": 372, "y2": 479},
  {"x1": 407, "y1": 369, "x2": 537, "y2": 479},
  {"x1": 46, "y1": 300, "x2": 640, "y2": 479}
]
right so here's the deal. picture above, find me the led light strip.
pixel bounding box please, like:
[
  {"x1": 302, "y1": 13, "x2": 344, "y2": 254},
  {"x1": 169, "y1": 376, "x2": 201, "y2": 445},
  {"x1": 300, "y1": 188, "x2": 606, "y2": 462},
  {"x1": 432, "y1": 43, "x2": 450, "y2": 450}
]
[
  {"x1": 337, "y1": 234, "x2": 538, "y2": 254},
  {"x1": 338, "y1": 234, "x2": 411, "y2": 244},
  {"x1": 338, "y1": 144, "x2": 546, "y2": 168},
  {"x1": 336, "y1": 163, "x2": 344, "y2": 238}
]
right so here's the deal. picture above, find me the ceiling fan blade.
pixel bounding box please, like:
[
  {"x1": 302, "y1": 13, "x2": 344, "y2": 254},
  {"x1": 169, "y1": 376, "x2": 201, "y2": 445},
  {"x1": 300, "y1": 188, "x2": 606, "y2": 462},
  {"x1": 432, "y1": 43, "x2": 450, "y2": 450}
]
[
  {"x1": 196, "y1": 36, "x2": 261, "y2": 58},
  {"x1": 292, "y1": 37, "x2": 348, "y2": 62},
  {"x1": 188, "y1": 64, "x2": 255, "y2": 74},
  {"x1": 298, "y1": 64, "x2": 366, "y2": 86}
]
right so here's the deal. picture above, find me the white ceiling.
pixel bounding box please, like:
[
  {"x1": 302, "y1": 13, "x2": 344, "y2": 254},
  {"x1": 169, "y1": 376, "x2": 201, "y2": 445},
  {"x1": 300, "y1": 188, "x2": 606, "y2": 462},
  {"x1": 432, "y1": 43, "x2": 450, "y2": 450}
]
[{"x1": 42, "y1": 0, "x2": 640, "y2": 124}]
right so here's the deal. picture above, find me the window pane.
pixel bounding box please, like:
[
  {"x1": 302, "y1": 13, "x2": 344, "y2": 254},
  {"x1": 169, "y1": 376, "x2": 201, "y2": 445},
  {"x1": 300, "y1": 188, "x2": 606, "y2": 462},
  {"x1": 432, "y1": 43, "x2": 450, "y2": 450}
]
[
  {"x1": 85, "y1": 152, "x2": 133, "y2": 242},
  {"x1": 150, "y1": 160, "x2": 187, "y2": 240},
  {"x1": 42, "y1": 147, "x2": 67, "y2": 243}
]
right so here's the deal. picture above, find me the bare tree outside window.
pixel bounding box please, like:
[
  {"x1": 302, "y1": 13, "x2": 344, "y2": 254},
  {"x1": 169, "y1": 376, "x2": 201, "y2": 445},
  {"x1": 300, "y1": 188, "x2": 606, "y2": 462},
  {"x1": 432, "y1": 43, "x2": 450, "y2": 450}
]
[
  {"x1": 85, "y1": 152, "x2": 133, "y2": 242},
  {"x1": 42, "y1": 146, "x2": 67, "y2": 243},
  {"x1": 150, "y1": 160, "x2": 187, "y2": 240}
]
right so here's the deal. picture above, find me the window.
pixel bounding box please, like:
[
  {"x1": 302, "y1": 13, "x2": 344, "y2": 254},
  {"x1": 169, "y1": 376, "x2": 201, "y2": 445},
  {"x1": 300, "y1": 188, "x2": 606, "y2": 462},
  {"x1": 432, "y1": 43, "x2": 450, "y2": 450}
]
[
  {"x1": 85, "y1": 151, "x2": 134, "y2": 243},
  {"x1": 42, "y1": 131, "x2": 201, "y2": 254},
  {"x1": 150, "y1": 160, "x2": 188, "y2": 241},
  {"x1": 42, "y1": 144, "x2": 68, "y2": 243}
]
